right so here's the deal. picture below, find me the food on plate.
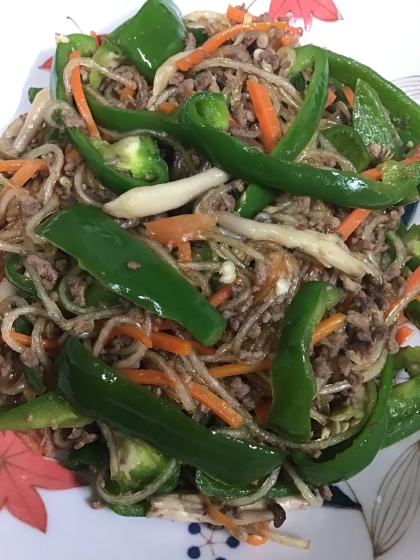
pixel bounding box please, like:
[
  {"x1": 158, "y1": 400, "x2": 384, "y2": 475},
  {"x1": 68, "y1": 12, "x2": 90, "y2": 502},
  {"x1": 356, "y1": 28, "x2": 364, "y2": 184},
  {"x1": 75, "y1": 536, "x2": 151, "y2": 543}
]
[{"x1": 1, "y1": 0, "x2": 420, "y2": 549}]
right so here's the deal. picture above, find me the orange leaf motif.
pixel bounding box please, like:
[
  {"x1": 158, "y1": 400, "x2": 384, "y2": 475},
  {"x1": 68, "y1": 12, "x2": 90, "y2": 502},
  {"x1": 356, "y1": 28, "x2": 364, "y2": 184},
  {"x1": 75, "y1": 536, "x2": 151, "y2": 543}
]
[
  {"x1": 269, "y1": 0, "x2": 340, "y2": 29},
  {"x1": 0, "y1": 431, "x2": 84, "y2": 532}
]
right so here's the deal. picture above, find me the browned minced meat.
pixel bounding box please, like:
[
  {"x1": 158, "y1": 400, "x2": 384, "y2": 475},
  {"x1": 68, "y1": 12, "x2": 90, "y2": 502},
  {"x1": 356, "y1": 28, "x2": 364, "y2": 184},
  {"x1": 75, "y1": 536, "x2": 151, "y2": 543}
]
[
  {"x1": 64, "y1": 112, "x2": 86, "y2": 129},
  {"x1": 184, "y1": 32, "x2": 197, "y2": 51},
  {"x1": 20, "y1": 194, "x2": 41, "y2": 218},
  {"x1": 225, "y1": 376, "x2": 262, "y2": 410},
  {"x1": 253, "y1": 260, "x2": 268, "y2": 287},
  {"x1": 169, "y1": 71, "x2": 185, "y2": 87},
  {"x1": 20, "y1": 348, "x2": 39, "y2": 368},
  {"x1": 0, "y1": 351, "x2": 13, "y2": 377},
  {"x1": 68, "y1": 427, "x2": 98, "y2": 450},
  {"x1": 232, "y1": 98, "x2": 256, "y2": 128},
  {"x1": 26, "y1": 255, "x2": 58, "y2": 290},
  {"x1": 127, "y1": 261, "x2": 141, "y2": 270},
  {"x1": 212, "y1": 193, "x2": 236, "y2": 212},
  {"x1": 67, "y1": 275, "x2": 88, "y2": 307},
  {"x1": 72, "y1": 316, "x2": 94, "y2": 336}
]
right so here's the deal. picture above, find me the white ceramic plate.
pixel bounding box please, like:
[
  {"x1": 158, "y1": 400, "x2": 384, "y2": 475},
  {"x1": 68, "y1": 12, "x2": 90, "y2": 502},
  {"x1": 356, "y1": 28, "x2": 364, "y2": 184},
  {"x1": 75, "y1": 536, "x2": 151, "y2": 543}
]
[{"x1": 1, "y1": 1, "x2": 420, "y2": 558}]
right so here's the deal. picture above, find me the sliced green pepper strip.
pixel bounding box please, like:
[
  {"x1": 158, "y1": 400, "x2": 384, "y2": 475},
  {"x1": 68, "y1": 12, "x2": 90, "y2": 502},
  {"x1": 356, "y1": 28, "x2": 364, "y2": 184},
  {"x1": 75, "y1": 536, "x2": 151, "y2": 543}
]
[
  {"x1": 37, "y1": 205, "x2": 226, "y2": 346},
  {"x1": 186, "y1": 27, "x2": 208, "y2": 46},
  {"x1": 65, "y1": 441, "x2": 110, "y2": 470},
  {"x1": 86, "y1": 93, "x2": 189, "y2": 146},
  {"x1": 0, "y1": 391, "x2": 89, "y2": 430},
  {"x1": 90, "y1": 38, "x2": 125, "y2": 89},
  {"x1": 24, "y1": 367, "x2": 46, "y2": 396},
  {"x1": 405, "y1": 300, "x2": 420, "y2": 330},
  {"x1": 353, "y1": 79, "x2": 403, "y2": 161},
  {"x1": 235, "y1": 45, "x2": 329, "y2": 218},
  {"x1": 53, "y1": 336, "x2": 288, "y2": 486},
  {"x1": 292, "y1": 356, "x2": 393, "y2": 485},
  {"x1": 5, "y1": 254, "x2": 37, "y2": 299},
  {"x1": 266, "y1": 281, "x2": 344, "y2": 441},
  {"x1": 384, "y1": 377, "x2": 420, "y2": 448},
  {"x1": 326, "y1": 49, "x2": 420, "y2": 139},
  {"x1": 394, "y1": 345, "x2": 420, "y2": 376},
  {"x1": 84, "y1": 280, "x2": 122, "y2": 308},
  {"x1": 181, "y1": 92, "x2": 420, "y2": 209},
  {"x1": 322, "y1": 124, "x2": 370, "y2": 173},
  {"x1": 28, "y1": 87, "x2": 43, "y2": 104},
  {"x1": 108, "y1": 500, "x2": 149, "y2": 517},
  {"x1": 64, "y1": 126, "x2": 168, "y2": 196},
  {"x1": 117, "y1": 0, "x2": 186, "y2": 83}
]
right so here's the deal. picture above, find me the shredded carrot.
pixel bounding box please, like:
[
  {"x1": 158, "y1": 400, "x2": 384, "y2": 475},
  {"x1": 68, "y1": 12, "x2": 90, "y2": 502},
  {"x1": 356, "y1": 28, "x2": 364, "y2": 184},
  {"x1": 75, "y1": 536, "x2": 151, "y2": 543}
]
[
  {"x1": 145, "y1": 214, "x2": 217, "y2": 248},
  {"x1": 209, "y1": 284, "x2": 233, "y2": 308},
  {"x1": 190, "y1": 340, "x2": 217, "y2": 355},
  {"x1": 312, "y1": 313, "x2": 346, "y2": 344},
  {"x1": 334, "y1": 208, "x2": 371, "y2": 241},
  {"x1": 229, "y1": 115, "x2": 240, "y2": 128},
  {"x1": 398, "y1": 313, "x2": 407, "y2": 323},
  {"x1": 254, "y1": 398, "x2": 272, "y2": 422},
  {"x1": 387, "y1": 266, "x2": 420, "y2": 315},
  {"x1": 119, "y1": 369, "x2": 244, "y2": 428},
  {"x1": 362, "y1": 155, "x2": 420, "y2": 181},
  {"x1": 9, "y1": 331, "x2": 60, "y2": 351},
  {"x1": 151, "y1": 331, "x2": 192, "y2": 355},
  {"x1": 178, "y1": 240, "x2": 192, "y2": 263},
  {"x1": 0, "y1": 159, "x2": 48, "y2": 174},
  {"x1": 120, "y1": 84, "x2": 137, "y2": 102},
  {"x1": 254, "y1": 252, "x2": 287, "y2": 302},
  {"x1": 105, "y1": 325, "x2": 153, "y2": 348},
  {"x1": 64, "y1": 146, "x2": 80, "y2": 165},
  {"x1": 209, "y1": 359, "x2": 273, "y2": 379},
  {"x1": 90, "y1": 31, "x2": 100, "y2": 50},
  {"x1": 279, "y1": 32, "x2": 298, "y2": 47},
  {"x1": 157, "y1": 101, "x2": 176, "y2": 114},
  {"x1": 396, "y1": 325, "x2": 415, "y2": 345},
  {"x1": 247, "y1": 81, "x2": 282, "y2": 153},
  {"x1": 342, "y1": 85, "x2": 355, "y2": 108},
  {"x1": 324, "y1": 88, "x2": 337, "y2": 109},
  {"x1": 153, "y1": 319, "x2": 173, "y2": 331},
  {"x1": 69, "y1": 50, "x2": 101, "y2": 138},
  {"x1": 11, "y1": 160, "x2": 46, "y2": 188},
  {"x1": 227, "y1": 5, "x2": 248, "y2": 23},
  {"x1": 176, "y1": 22, "x2": 302, "y2": 72}
]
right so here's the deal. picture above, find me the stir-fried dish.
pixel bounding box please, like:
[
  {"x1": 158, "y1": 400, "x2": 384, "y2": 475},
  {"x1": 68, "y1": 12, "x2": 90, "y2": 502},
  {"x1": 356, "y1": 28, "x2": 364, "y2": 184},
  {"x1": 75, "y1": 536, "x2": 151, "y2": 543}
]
[{"x1": 2, "y1": 0, "x2": 420, "y2": 549}]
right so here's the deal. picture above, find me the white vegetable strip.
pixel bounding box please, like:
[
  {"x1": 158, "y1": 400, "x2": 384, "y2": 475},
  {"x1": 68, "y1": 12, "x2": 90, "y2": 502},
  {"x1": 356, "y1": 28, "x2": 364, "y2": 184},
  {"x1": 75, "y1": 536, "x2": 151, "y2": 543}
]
[
  {"x1": 13, "y1": 87, "x2": 51, "y2": 153},
  {"x1": 216, "y1": 213, "x2": 372, "y2": 279},
  {"x1": 104, "y1": 168, "x2": 231, "y2": 219},
  {"x1": 152, "y1": 52, "x2": 192, "y2": 97}
]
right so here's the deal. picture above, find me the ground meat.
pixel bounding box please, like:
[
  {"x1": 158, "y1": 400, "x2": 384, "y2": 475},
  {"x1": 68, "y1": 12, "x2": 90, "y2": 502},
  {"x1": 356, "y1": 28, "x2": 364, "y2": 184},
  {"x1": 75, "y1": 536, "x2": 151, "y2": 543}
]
[
  {"x1": 20, "y1": 194, "x2": 41, "y2": 218},
  {"x1": 253, "y1": 259, "x2": 268, "y2": 286},
  {"x1": 346, "y1": 310, "x2": 370, "y2": 332},
  {"x1": 231, "y1": 179, "x2": 245, "y2": 192},
  {"x1": 72, "y1": 317, "x2": 94, "y2": 336},
  {"x1": 312, "y1": 356, "x2": 332, "y2": 380},
  {"x1": 242, "y1": 30, "x2": 259, "y2": 46},
  {"x1": 194, "y1": 71, "x2": 217, "y2": 92},
  {"x1": 337, "y1": 355, "x2": 352, "y2": 377},
  {"x1": 184, "y1": 32, "x2": 197, "y2": 51},
  {"x1": 168, "y1": 71, "x2": 185, "y2": 87},
  {"x1": 20, "y1": 348, "x2": 39, "y2": 368},
  {"x1": 296, "y1": 196, "x2": 311, "y2": 215},
  {"x1": 261, "y1": 304, "x2": 283, "y2": 323},
  {"x1": 229, "y1": 376, "x2": 250, "y2": 399},
  {"x1": 64, "y1": 112, "x2": 86, "y2": 129},
  {"x1": 232, "y1": 102, "x2": 256, "y2": 128},
  {"x1": 247, "y1": 323, "x2": 261, "y2": 340},
  {"x1": 213, "y1": 193, "x2": 236, "y2": 212},
  {"x1": 320, "y1": 331, "x2": 347, "y2": 358},
  {"x1": 55, "y1": 259, "x2": 68, "y2": 275},
  {"x1": 67, "y1": 275, "x2": 87, "y2": 307},
  {"x1": 384, "y1": 262, "x2": 401, "y2": 282},
  {"x1": 231, "y1": 45, "x2": 252, "y2": 63},
  {"x1": 259, "y1": 48, "x2": 281, "y2": 71},
  {"x1": 127, "y1": 261, "x2": 141, "y2": 270},
  {"x1": 237, "y1": 349, "x2": 265, "y2": 364},
  {"x1": 0, "y1": 351, "x2": 13, "y2": 377},
  {"x1": 68, "y1": 428, "x2": 98, "y2": 450},
  {"x1": 177, "y1": 78, "x2": 195, "y2": 96},
  {"x1": 26, "y1": 255, "x2": 58, "y2": 290}
]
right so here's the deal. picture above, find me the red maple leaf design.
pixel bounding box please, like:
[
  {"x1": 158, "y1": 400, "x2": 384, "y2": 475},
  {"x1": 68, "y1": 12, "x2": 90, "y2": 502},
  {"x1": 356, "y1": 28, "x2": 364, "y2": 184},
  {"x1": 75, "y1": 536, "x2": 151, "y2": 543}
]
[
  {"x1": 39, "y1": 56, "x2": 53, "y2": 71},
  {"x1": 0, "y1": 431, "x2": 84, "y2": 532},
  {"x1": 269, "y1": 0, "x2": 340, "y2": 29}
]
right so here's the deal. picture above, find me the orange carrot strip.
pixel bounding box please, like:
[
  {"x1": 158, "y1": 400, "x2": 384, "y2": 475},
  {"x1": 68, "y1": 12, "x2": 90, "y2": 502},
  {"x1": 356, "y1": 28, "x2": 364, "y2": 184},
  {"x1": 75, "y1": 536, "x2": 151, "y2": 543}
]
[
  {"x1": 69, "y1": 50, "x2": 101, "y2": 138},
  {"x1": 151, "y1": 331, "x2": 192, "y2": 355},
  {"x1": 341, "y1": 85, "x2": 354, "y2": 108},
  {"x1": 105, "y1": 325, "x2": 153, "y2": 348},
  {"x1": 334, "y1": 208, "x2": 371, "y2": 241},
  {"x1": 9, "y1": 331, "x2": 60, "y2": 351},
  {"x1": 209, "y1": 359, "x2": 273, "y2": 379},
  {"x1": 10, "y1": 160, "x2": 47, "y2": 188},
  {"x1": 254, "y1": 252, "x2": 287, "y2": 302},
  {"x1": 90, "y1": 31, "x2": 100, "y2": 50},
  {"x1": 362, "y1": 156, "x2": 420, "y2": 181},
  {"x1": 312, "y1": 313, "x2": 346, "y2": 344},
  {"x1": 0, "y1": 159, "x2": 48, "y2": 174},
  {"x1": 153, "y1": 319, "x2": 173, "y2": 331},
  {"x1": 176, "y1": 22, "x2": 302, "y2": 72},
  {"x1": 119, "y1": 369, "x2": 244, "y2": 428},
  {"x1": 279, "y1": 33, "x2": 298, "y2": 47},
  {"x1": 247, "y1": 81, "x2": 282, "y2": 153},
  {"x1": 405, "y1": 265, "x2": 420, "y2": 295},
  {"x1": 227, "y1": 5, "x2": 247, "y2": 23},
  {"x1": 398, "y1": 313, "x2": 407, "y2": 323},
  {"x1": 246, "y1": 534, "x2": 268, "y2": 546},
  {"x1": 190, "y1": 340, "x2": 217, "y2": 355},
  {"x1": 209, "y1": 284, "x2": 233, "y2": 308},
  {"x1": 157, "y1": 101, "x2": 176, "y2": 114},
  {"x1": 396, "y1": 325, "x2": 415, "y2": 345},
  {"x1": 178, "y1": 240, "x2": 192, "y2": 263},
  {"x1": 324, "y1": 88, "x2": 337, "y2": 109},
  {"x1": 120, "y1": 84, "x2": 137, "y2": 102},
  {"x1": 254, "y1": 398, "x2": 272, "y2": 422},
  {"x1": 145, "y1": 214, "x2": 217, "y2": 248}
]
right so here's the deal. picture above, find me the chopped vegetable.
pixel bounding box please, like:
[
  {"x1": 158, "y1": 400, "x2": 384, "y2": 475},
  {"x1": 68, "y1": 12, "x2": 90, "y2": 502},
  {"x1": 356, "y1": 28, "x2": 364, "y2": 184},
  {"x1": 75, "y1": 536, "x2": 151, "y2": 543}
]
[
  {"x1": 177, "y1": 240, "x2": 192, "y2": 263},
  {"x1": 145, "y1": 214, "x2": 218, "y2": 248},
  {"x1": 209, "y1": 284, "x2": 233, "y2": 308},
  {"x1": 395, "y1": 325, "x2": 415, "y2": 345},
  {"x1": 106, "y1": 325, "x2": 153, "y2": 349},
  {"x1": 394, "y1": 345, "x2": 420, "y2": 376},
  {"x1": 69, "y1": 50, "x2": 101, "y2": 138},
  {"x1": 247, "y1": 81, "x2": 281, "y2": 153},
  {"x1": 334, "y1": 208, "x2": 372, "y2": 240},
  {"x1": 312, "y1": 313, "x2": 346, "y2": 344},
  {"x1": 209, "y1": 359, "x2": 273, "y2": 378},
  {"x1": 324, "y1": 88, "x2": 337, "y2": 108},
  {"x1": 120, "y1": 84, "x2": 137, "y2": 102},
  {"x1": 157, "y1": 101, "x2": 176, "y2": 113},
  {"x1": 9, "y1": 331, "x2": 60, "y2": 351},
  {"x1": 150, "y1": 332, "x2": 192, "y2": 355},
  {"x1": 341, "y1": 85, "x2": 354, "y2": 108}
]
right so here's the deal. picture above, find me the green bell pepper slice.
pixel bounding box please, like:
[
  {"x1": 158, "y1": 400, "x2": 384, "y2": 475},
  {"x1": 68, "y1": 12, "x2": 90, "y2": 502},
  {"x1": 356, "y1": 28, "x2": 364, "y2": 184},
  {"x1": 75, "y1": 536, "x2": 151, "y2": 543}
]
[
  {"x1": 235, "y1": 45, "x2": 329, "y2": 218},
  {"x1": 65, "y1": 441, "x2": 110, "y2": 470},
  {"x1": 64, "y1": 126, "x2": 168, "y2": 196},
  {"x1": 394, "y1": 345, "x2": 420, "y2": 377},
  {"x1": 292, "y1": 355, "x2": 393, "y2": 486},
  {"x1": 51, "y1": 34, "x2": 97, "y2": 101},
  {"x1": 86, "y1": 92, "x2": 189, "y2": 146},
  {"x1": 5, "y1": 254, "x2": 37, "y2": 299},
  {"x1": 405, "y1": 300, "x2": 420, "y2": 330},
  {"x1": 37, "y1": 205, "x2": 226, "y2": 346},
  {"x1": 353, "y1": 79, "x2": 403, "y2": 161},
  {"x1": 181, "y1": 92, "x2": 420, "y2": 210},
  {"x1": 28, "y1": 87, "x2": 43, "y2": 104},
  {"x1": 266, "y1": 281, "x2": 344, "y2": 441},
  {"x1": 90, "y1": 38, "x2": 126, "y2": 89},
  {"x1": 53, "y1": 336, "x2": 288, "y2": 486},
  {"x1": 383, "y1": 377, "x2": 420, "y2": 448},
  {"x1": 0, "y1": 391, "x2": 89, "y2": 430},
  {"x1": 117, "y1": 0, "x2": 186, "y2": 83},
  {"x1": 321, "y1": 124, "x2": 371, "y2": 173}
]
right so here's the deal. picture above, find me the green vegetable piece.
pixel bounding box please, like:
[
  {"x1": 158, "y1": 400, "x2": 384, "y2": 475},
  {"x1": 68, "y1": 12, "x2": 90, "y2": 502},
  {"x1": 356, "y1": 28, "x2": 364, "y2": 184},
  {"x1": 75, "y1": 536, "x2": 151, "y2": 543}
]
[
  {"x1": 407, "y1": 256, "x2": 420, "y2": 272},
  {"x1": 38, "y1": 205, "x2": 226, "y2": 346},
  {"x1": 53, "y1": 336, "x2": 288, "y2": 486},
  {"x1": 86, "y1": 92, "x2": 189, "y2": 146},
  {"x1": 266, "y1": 281, "x2": 344, "y2": 441},
  {"x1": 0, "y1": 391, "x2": 89, "y2": 431},
  {"x1": 13, "y1": 315, "x2": 33, "y2": 336},
  {"x1": 384, "y1": 377, "x2": 420, "y2": 447},
  {"x1": 84, "y1": 280, "x2": 122, "y2": 308},
  {"x1": 65, "y1": 126, "x2": 168, "y2": 196},
  {"x1": 24, "y1": 367, "x2": 46, "y2": 396},
  {"x1": 67, "y1": 33, "x2": 97, "y2": 56},
  {"x1": 108, "y1": 500, "x2": 149, "y2": 517},
  {"x1": 65, "y1": 441, "x2": 110, "y2": 470},
  {"x1": 322, "y1": 124, "x2": 370, "y2": 172},
  {"x1": 394, "y1": 345, "x2": 420, "y2": 377},
  {"x1": 44, "y1": 128, "x2": 60, "y2": 142},
  {"x1": 400, "y1": 224, "x2": 420, "y2": 257},
  {"x1": 89, "y1": 136, "x2": 169, "y2": 183},
  {"x1": 28, "y1": 87, "x2": 43, "y2": 104},
  {"x1": 353, "y1": 79, "x2": 404, "y2": 161},
  {"x1": 181, "y1": 92, "x2": 420, "y2": 210},
  {"x1": 194, "y1": 93, "x2": 229, "y2": 131},
  {"x1": 186, "y1": 27, "x2": 208, "y2": 45},
  {"x1": 290, "y1": 72, "x2": 306, "y2": 92},
  {"x1": 292, "y1": 356, "x2": 393, "y2": 485},
  {"x1": 405, "y1": 300, "x2": 420, "y2": 330},
  {"x1": 118, "y1": 0, "x2": 186, "y2": 82},
  {"x1": 5, "y1": 254, "x2": 37, "y2": 299},
  {"x1": 90, "y1": 38, "x2": 125, "y2": 89}
]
